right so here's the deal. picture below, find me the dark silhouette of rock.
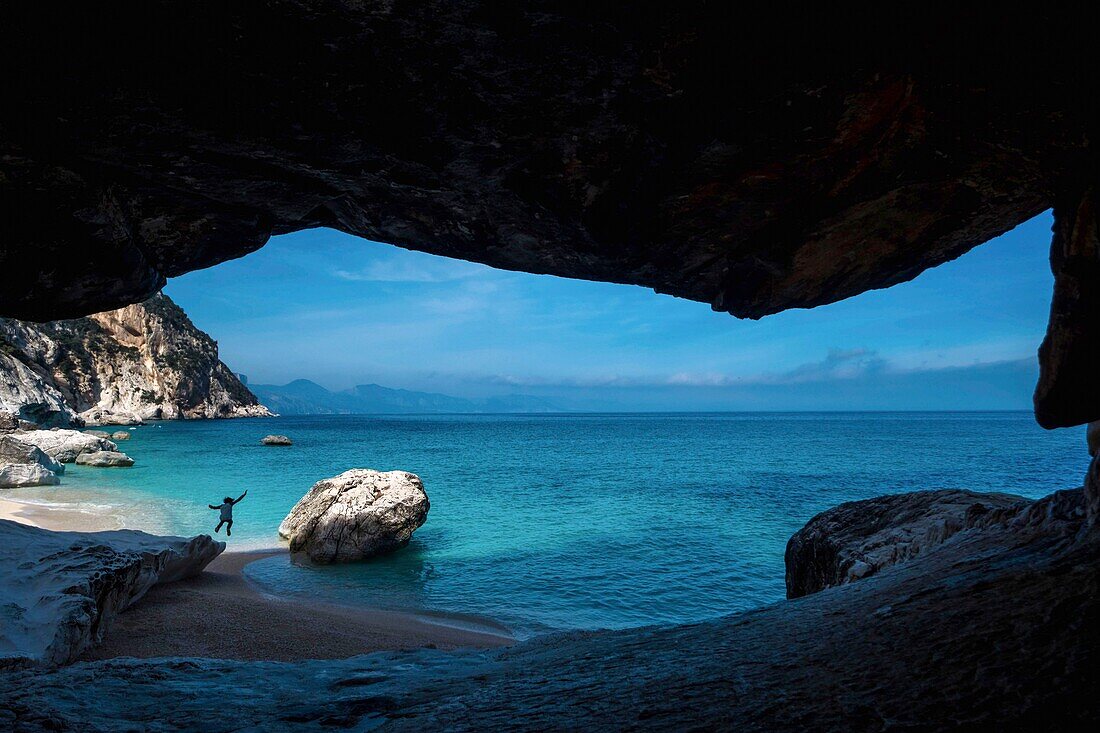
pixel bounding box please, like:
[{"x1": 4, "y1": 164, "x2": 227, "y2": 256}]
[
  {"x1": 784, "y1": 489, "x2": 1028, "y2": 598},
  {"x1": 0, "y1": 5, "x2": 1094, "y2": 333}
]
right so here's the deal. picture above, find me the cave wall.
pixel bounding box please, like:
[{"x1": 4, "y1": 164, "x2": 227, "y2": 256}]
[{"x1": 1, "y1": 2, "x2": 1098, "y2": 426}]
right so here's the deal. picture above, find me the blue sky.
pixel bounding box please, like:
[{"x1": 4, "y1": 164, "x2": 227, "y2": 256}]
[{"x1": 165, "y1": 212, "x2": 1055, "y2": 410}]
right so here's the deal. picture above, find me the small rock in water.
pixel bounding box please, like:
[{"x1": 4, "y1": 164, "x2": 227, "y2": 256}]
[
  {"x1": 84, "y1": 430, "x2": 113, "y2": 439},
  {"x1": 111, "y1": 431, "x2": 131, "y2": 441},
  {"x1": 261, "y1": 434, "x2": 293, "y2": 446},
  {"x1": 279, "y1": 469, "x2": 429, "y2": 563},
  {"x1": 75, "y1": 450, "x2": 135, "y2": 467}
]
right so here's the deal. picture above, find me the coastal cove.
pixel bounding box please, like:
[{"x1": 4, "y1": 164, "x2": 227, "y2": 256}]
[{"x1": 2, "y1": 411, "x2": 1086, "y2": 638}]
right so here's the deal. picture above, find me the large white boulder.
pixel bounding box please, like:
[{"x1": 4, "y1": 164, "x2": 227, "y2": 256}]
[
  {"x1": 278, "y1": 469, "x2": 429, "y2": 564},
  {"x1": 14, "y1": 429, "x2": 117, "y2": 463},
  {"x1": 0, "y1": 435, "x2": 63, "y2": 488},
  {"x1": 0, "y1": 463, "x2": 60, "y2": 488},
  {"x1": 0, "y1": 519, "x2": 224, "y2": 667}
]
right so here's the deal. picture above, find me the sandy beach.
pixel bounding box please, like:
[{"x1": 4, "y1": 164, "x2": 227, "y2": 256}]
[
  {"x1": 80, "y1": 549, "x2": 513, "y2": 662},
  {"x1": 0, "y1": 495, "x2": 125, "y2": 532},
  {"x1": 1, "y1": 495, "x2": 512, "y2": 662}
]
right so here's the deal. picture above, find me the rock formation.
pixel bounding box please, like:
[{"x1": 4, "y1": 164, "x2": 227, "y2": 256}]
[
  {"x1": 279, "y1": 470, "x2": 429, "y2": 563},
  {"x1": 74, "y1": 451, "x2": 135, "y2": 468},
  {"x1": 0, "y1": 435, "x2": 64, "y2": 488},
  {"x1": 111, "y1": 431, "x2": 131, "y2": 441},
  {"x1": 784, "y1": 489, "x2": 1028, "y2": 598},
  {"x1": 261, "y1": 434, "x2": 292, "y2": 446},
  {"x1": 0, "y1": 519, "x2": 223, "y2": 668},
  {"x1": 2, "y1": 486, "x2": 1095, "y2": 730},
  {"x1": 0, "y1": 293, "x2": 271, "y2": 426},
  {"x1": 15, "y1": 430, "x2": 118, "y2": 463}
]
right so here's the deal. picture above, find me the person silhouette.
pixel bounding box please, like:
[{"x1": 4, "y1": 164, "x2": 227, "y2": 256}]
[{"x1": 209, "y1": 490, "x2": 247, "y2": 536}]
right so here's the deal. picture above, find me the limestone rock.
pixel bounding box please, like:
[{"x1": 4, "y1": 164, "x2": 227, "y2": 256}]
[
  {"x1": 16, "y1": 429, "x2": 117, "y2": 463},
  {"x1": 261, "y1": 434, "x2": 292, "y2": 446},
  {"x1": 111, "y1": 431, "x2": 131, "y2": 441},
  {"x1": 0, "y1": 435, "x2": 64, "y2": 488},
  {"x1": 784, "y1": 489, "x2": 1028, "y2": 598},
  {"x1": 0, "y1": 519, "x2": 223, "y2": 667},
  {"x1": 84, "y1": 430, "x2": 112, "y2": 439},
  {"x1": 0, "y1": 293, "x2": 272, "y2": 426},
  {"x1": 0, "y1": 410, "x2": 38, "y2": 434},
  {"x1": 75, "y1": 451, "x2": 134, "y2": 468},
  {"x1": 0, "y1": 464, "x2": 59, "y2": 488},
  {"x1": 279, "y1": 469, "x2": 429, "y2": 563}
]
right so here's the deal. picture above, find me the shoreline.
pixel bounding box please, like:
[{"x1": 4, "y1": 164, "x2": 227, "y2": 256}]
[
  {"x1": 2, "y1": 493, "x2": 514, "y2": 661},
  {"x1": 80, "y1": 548, "x2": 513, "y2": 662}
]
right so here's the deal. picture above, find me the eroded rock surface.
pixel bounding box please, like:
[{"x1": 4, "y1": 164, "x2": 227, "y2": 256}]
[
  {"x1": 2, "y1": 488, "x2": 1095, "y2": 730},
  {"x1": 0, "y1": 293, "x2": 272, "y2": 426},
  {"x1": 784, "y1": 489, "x2": 1028, "y2": 598},
  {"x1": 261, "y1": 434, "x2": 292, "y2": 446},
  {"x1": 0, "y1": 519, "x2": 223, "y2": 668},
  {"x1": 279, "y1": 469, "x2": 429, "y2": 563}
]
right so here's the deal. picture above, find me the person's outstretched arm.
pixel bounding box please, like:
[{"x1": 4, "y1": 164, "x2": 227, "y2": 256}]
[
  {"x1": 234, "y1": 490, "x2": 248, "y2": 504},
  {"x1": 208, "y1": 504, "x2": 220, "y2": 510}
]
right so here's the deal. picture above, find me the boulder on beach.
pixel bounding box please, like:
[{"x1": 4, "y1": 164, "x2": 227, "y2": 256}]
[
  {"x1": 15, "y1": 429, "x2": 118, "y2": 463},
  {"x1": 0, "y1": 434, "x2": 64, "y2": 488},
  {"x1": 278, "y1": 469, "x2": 429, "y2": 564},
  {"x1": 111, "y1": 431, "x2": 131, "y2": 441},
  {"x1": 84, "y1": 430, "x2": 113, "y2": 439},
  {"x1": 0, "y1": 463, "x2": 61, "y2": 488},
  {"x1": 261, "y1": 434, "x2": 293, "y2": 446},
  {"x1": 75, "y1": 450, "x2": 135, "y2": 468},
  {"x1": 0, "y1": 519, "x2": 224, "y2": 666}
]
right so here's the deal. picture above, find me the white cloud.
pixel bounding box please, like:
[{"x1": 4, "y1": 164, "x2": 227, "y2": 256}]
[{"x1": 332, "y1": 257, "x2": 492, "y2": 283}]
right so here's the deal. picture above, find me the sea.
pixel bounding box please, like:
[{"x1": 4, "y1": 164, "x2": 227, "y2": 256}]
[{"x1": 5, "y1": 412, "x2": 1087, "y2": 638}]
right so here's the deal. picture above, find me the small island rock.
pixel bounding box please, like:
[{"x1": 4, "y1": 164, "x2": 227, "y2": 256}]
[
  {"x1": 75, "y1": 450, "x2": 135, "y2": 468},
  {"x1": 84, "y1": 430, "x2": 113, "y2": 439},
  {"x1": 278, "y1": 469, "x2": 429, "y2": 563},
  {"x1": 111, "y1": 431, "x2": 131, "y2": 441},
  {"x1": 261, "y1": 434, "x2": 293, "y2": 446}
]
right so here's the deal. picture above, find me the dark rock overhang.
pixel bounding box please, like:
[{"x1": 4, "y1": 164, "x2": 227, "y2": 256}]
[{"x1": 1, "y1": 3, "x2": 1097, "y2": 426}]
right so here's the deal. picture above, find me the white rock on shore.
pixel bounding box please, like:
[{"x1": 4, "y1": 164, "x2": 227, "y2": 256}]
[
  {"x1": 0, "y1": 435, "x2": 64, "y2": 488},
  {"x1": 278, "y1": 469, "x2": 429, "y2": 563},
  {"x1": 0, "y1": 519, "x2": 224, "y2": 667},
  {"x1": 14, "y1": 429, "x2": 117, "y2": 463},
  {"x1": 74, "y1": 451, "x2": 134, "y2": 468}
]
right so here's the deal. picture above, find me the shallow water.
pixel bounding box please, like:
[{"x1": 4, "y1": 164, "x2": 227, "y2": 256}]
[{"x1": 14, "y1": 412, "x2": 1087, "y2": 636}]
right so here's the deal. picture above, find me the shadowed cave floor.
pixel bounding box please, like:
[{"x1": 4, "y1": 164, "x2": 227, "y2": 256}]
[{"x1": 2, "y1": 493, "x2": 1097, "y2": 732}]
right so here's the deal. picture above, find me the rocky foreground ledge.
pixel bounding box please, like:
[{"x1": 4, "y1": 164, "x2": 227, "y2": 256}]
[
  {"x1": 2, "y1": 486, "x2": 1095, "y2": 730},
  {"x1": 0, "y1": 520, "x2": 223, "y2": 668}
]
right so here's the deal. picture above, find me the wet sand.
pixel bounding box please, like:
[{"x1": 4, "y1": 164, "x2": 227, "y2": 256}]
[
  {"x1": 0, "y1": 496, "x2": 125, "y2": 532},
  {"x1": 79, "y1": 549, "x2": 514, "y2": 662}
]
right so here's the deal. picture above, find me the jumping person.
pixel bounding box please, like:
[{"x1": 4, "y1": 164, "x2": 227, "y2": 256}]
[{"x1": 209, "y1": 490, "x2": 247, "y2": 536}]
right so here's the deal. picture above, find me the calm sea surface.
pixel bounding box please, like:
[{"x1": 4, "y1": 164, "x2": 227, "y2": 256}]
[{"x1": 11, "y1": 412, "x2": 1088, "y2": 636}]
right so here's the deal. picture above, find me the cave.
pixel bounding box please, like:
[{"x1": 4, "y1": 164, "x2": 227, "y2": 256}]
[{"x1": 1, "y1": 2, "x2": 1098, "y2": 730}]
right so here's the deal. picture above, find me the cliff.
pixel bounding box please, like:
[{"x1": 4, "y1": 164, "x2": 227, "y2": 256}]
[{"x1": 0, "y1": 294, "x2": 271, "y2": 426}]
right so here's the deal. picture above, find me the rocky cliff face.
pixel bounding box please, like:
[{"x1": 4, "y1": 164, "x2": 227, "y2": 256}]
[{"x1": 0, "y1": 294, "x2": 271, "y2": 426}]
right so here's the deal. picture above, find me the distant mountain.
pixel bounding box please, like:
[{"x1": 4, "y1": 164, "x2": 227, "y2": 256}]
[{"x1": 250, "y1": 380, "x2": 565, "y2": 415}]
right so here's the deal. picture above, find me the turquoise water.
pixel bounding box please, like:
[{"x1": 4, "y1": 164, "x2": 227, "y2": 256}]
[{"x1": 30, "y1": 413, "x2": 1089, "y2": 635}]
